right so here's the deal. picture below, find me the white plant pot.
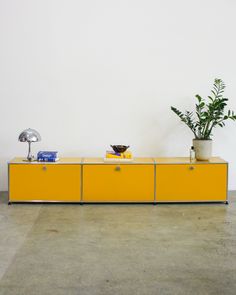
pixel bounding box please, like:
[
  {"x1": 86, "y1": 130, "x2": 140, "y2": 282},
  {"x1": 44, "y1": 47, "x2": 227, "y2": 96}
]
[{"x1": 193, "y1": 139, "x2": 212, "y2": 161}]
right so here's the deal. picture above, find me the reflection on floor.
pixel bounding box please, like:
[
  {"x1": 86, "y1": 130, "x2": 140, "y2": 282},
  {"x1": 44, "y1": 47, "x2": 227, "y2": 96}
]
[{"x1": 0, "y1": 191, "x2": 236, "y2": 295}]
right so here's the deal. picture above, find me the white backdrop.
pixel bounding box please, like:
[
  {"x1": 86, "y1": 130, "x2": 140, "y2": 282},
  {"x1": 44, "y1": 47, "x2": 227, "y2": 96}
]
[{"x1": 0, "y1": 0, "x2": 236, "y2": 190}]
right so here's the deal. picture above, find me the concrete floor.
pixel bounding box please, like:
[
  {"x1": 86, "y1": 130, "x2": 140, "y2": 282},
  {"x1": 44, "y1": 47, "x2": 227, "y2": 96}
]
[{"x1": 0, "y1": 193, "x2": 236, "y2": 295}]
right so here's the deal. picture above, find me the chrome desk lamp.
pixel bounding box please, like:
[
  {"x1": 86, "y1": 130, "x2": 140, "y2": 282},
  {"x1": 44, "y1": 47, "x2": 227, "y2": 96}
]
[{"x1": 18, "y1": 128, "x2": 41, "y2": 161}]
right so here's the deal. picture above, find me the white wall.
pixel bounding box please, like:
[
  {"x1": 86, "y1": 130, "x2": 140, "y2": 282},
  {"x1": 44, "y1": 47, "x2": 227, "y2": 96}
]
[{"x1": 0, "y1": 0, "x2": 236, "y2": 190}]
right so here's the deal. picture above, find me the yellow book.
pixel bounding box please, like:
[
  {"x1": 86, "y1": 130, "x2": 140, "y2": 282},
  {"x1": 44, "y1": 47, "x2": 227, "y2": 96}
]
[
  {"x1": 106, "y1": 151, "x2": 133, "y2": 159},
  {"x1": 106, "y1": 153, "x2": 123, "y2": 159},
  {"x1": 123, "y1": 151, "x2": 132, "y2": 159}
]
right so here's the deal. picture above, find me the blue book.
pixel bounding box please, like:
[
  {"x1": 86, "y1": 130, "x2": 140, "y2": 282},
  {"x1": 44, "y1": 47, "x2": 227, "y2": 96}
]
[
  {"x1": 37, "y1": 151, "x2": 59, "y2": 162},
  {"x1": 38, "y1": 151, "x2": 58, "y2": 158},
  {"x1": 38, "y1": 157, "x2": 59, "y2": 162}
]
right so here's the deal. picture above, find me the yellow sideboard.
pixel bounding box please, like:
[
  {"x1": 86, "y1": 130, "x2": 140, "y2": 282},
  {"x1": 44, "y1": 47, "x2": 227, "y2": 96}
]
[{"x1": 8, "y1": 157, "x2": 228, "y2": 204}]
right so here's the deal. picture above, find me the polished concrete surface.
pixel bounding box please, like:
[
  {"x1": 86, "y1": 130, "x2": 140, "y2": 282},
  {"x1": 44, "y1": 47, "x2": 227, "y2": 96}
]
[{"x1": 0, "y1": 192, "x2": 236, "y2": 295}]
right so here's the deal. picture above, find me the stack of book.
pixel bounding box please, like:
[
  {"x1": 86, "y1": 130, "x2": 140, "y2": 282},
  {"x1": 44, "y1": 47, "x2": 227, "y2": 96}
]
[
  {"x1": 104, "y1": 150, "x2": 133, "y2": 162},
  {"x1": 37, "y1": 151, "x2": 59, "y2": 162}
]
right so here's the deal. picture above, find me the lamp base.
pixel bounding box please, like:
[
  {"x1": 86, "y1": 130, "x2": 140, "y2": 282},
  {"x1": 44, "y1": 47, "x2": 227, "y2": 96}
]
[{"x1": 23, "y1": 156, "x2": 36, "y2": 162}]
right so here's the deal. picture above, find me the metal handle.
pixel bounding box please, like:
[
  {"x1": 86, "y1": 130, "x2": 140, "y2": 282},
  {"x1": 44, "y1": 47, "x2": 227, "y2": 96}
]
[
  {"x1": 42, "y1": 166, "x2": 47, "y2": 171},
  {"x1": 189, "y1": 166, "x2": 195, "y2": 171},
  {"x1": 115, "y1": 166, "x2": 121, "y2": 171}
]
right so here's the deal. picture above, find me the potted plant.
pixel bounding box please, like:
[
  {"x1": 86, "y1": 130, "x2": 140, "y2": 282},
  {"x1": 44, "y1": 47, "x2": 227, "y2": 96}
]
[{"x1": 171, "y1": 79, "x2": 236, "y2": 160}]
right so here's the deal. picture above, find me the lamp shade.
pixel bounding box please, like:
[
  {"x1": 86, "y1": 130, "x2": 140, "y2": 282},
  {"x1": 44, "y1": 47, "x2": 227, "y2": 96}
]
[{"x1": 18, "y1": 128, "x2": 41, "y2": 143}]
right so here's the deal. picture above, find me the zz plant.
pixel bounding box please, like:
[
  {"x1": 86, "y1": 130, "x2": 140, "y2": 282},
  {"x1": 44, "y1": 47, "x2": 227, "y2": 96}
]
[{"x1": 171, "y1": 79, "x2": 236, "y2": 140}]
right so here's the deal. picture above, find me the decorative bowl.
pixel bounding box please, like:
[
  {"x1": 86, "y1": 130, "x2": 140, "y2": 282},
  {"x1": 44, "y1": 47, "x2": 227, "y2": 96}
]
[{"x1": 110, "y1": 145, "x2": 130, "y2": 153}]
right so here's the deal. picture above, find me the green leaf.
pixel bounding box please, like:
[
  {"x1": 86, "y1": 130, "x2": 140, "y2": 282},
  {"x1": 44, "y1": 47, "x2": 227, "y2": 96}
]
[
  {"x1": 195, "y1": 94, "x2": 202, "y2": 103},
  {"x1": 211, "y1": 90, "x2": 217, "y2": 96},
  {"x1": 208, "y1": 96, "x2": 213, "y2": 101}
]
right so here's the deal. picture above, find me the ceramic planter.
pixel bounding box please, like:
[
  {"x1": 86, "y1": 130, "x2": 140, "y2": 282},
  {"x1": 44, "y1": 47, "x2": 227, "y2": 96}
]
[{"x1": 193, "y1": 139, "x2": 212, "y2": 161}]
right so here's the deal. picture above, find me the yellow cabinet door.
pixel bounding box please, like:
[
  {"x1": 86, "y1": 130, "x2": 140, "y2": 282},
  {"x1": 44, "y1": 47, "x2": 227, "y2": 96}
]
[
  {"x1": 156, "y1": 164, "x2": 227, "y2": 202},
  {"x1": 83, "y1": 164, "x2": 154, "y2": 202},
  {"x1": 9, "y1": 164, "x2": 81, "y2": 202}
]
